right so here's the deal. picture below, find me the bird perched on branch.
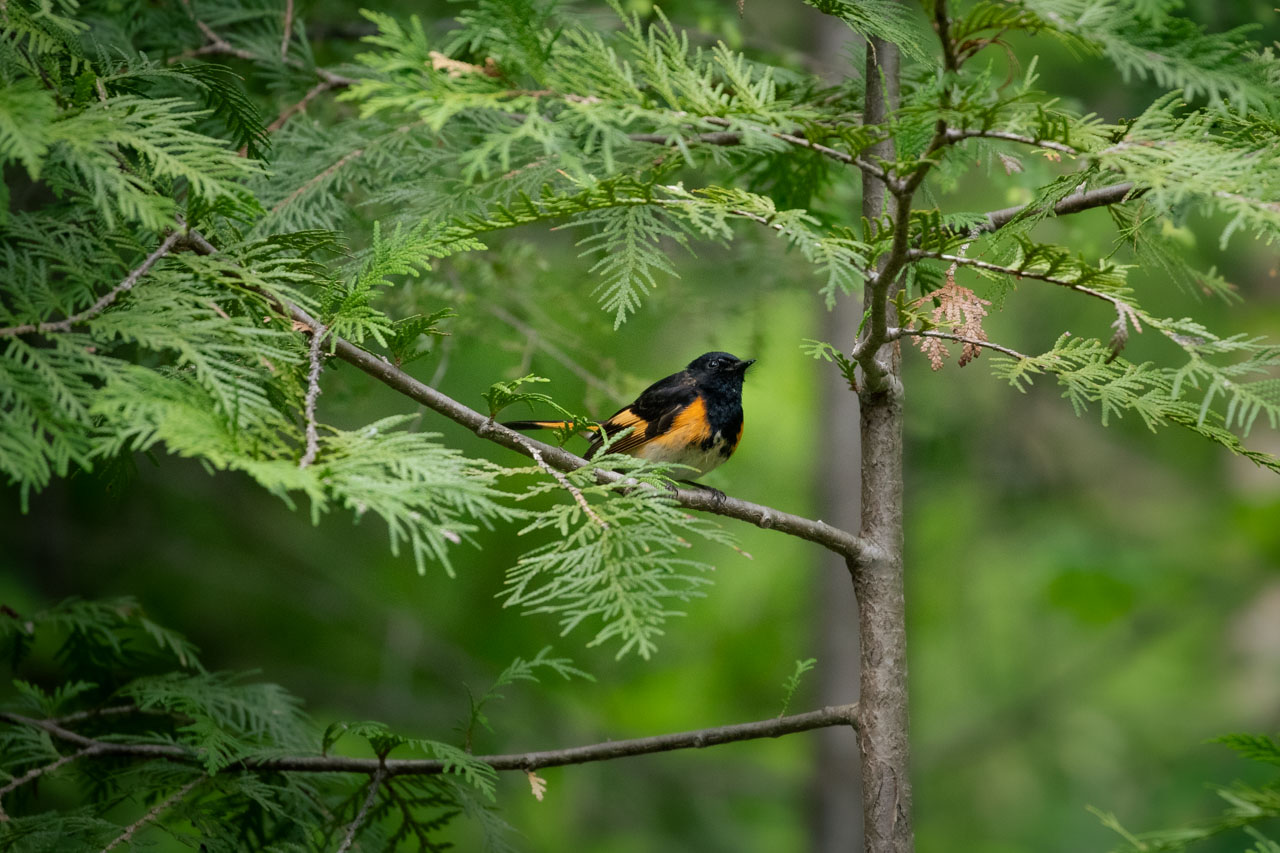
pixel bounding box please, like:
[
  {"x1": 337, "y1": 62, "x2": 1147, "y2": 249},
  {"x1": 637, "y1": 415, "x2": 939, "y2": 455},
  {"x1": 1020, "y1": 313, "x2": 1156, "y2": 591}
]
[{"x1": 504, "y1": 351, "x2": 755, "y2": 479}]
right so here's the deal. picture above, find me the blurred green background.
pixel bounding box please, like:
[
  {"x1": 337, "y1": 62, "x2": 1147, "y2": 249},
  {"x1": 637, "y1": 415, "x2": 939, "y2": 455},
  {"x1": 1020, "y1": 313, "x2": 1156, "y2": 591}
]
[{"x1": 3, "y1": 1, "x2": 1278, "y2": 851}]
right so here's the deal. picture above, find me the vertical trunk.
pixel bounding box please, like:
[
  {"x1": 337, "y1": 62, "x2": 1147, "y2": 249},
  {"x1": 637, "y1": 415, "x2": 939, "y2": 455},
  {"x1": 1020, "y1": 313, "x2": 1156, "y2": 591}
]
[{"x1": 855, "y1": 36, "x2": 914, "y2": 853}]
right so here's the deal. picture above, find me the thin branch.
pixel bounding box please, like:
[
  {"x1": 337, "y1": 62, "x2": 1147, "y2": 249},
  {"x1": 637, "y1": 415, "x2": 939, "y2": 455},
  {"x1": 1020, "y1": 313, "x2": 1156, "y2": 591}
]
[
  {"x1": 970, "y1": 181, "x2": 1140, "y2": 237},
  {"x1": 521, "y1": 440, "x2": 610, "y2": 529},
  {"x1": 4, "y1": 705, "x2": 858, "y2": 777},
  {"x1": 695, "y1": 116, "x2": 895, "y2": 183},
  {"x1": 335, "y1": 766, "x2": 385, "y2": 853},
  {"x1": 51, "y1": 705, "x2": 143, "y2": 725},
  {"x1": 271, "y1": 149, "x2": 365, "y2": 213},
  {"x1": 280, "y1": 0, "x2": 295, "y2": 61},
  {"x1": 934, "y1": 0, "x2": 960, "y2": 74},
  {"x1": 299, "y1": 320, "x2": 327, "y2": 469},
  {"x1": 266, "y1": 79, "x2": 339, "y2": 134},
  {"x1": 101, "y1": 776, "x2": 204, "y2": 852},
  {"x1": 0, "y1": 231, "x2": 183, "y2": 337},
  {"x1": 943, "y1": 128, "x2": 1078, "y2": 155},
  {"x1": 170, "y1": 6, "x2": 356, "y2": 90},
  {"x1": 0, "y1": 745, "x2": 100, "y2": 819},
  {"x1": 909, "y1": 249, "x2": 1127, "y2": 309},
  {"x1": 891, "y1": 327, "x2": 1029, "y2": 360},
  {"x1": 0, "y1": 712, "x2": 189, "y2": 759}
]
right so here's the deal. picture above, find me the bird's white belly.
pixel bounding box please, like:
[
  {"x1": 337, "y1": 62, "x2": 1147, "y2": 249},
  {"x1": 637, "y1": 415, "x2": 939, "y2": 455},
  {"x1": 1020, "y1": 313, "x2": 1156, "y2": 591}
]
[{"x1": 634, "y1": 433, "x2": 732, "y2": 477}]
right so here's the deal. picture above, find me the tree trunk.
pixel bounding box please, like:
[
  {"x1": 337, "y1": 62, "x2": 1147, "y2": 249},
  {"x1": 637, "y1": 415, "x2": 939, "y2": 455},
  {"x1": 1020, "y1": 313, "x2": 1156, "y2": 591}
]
[{"x1": 855, "y1": 35, "x2": 914, "y2": 853}]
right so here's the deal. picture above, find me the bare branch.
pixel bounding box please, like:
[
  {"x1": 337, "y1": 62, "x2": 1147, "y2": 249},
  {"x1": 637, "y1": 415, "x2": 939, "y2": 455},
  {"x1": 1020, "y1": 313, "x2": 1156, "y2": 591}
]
[
  {"x1": 933, "y1": 0, "x2": 960, "y2": 72},
  {"x1": 909, "y1": 249, "x2": 1127, "y2": 310},
  {"x1": 335, "y1": 766, "x2": 385, "y2": 853},
  {"x1": 0, "y1": 231, "x2": 183, "y2": 337},
  {"x1": 943, "y1": 128, "x2": 1078, "y2": 156},
  {"x1": 0, "y1": 712, "x2": 189, "y2": 759},
  {"x1": 891, "y1": 327, "x2": 1029, "y2": 361},
  {"x1": 605, "y1": 113, "x2": 895, "y2": 183},
  {"x1": 266, "y1": 79, "x2": 339, "y2": 134},
  {"x1": 521, "y1": 439, "x2": 610, "y2": 529},
  {"x1": 299, "y1": 320, "x2": 327, "y2": 469},
  {"x1": 271, "y1": 149, "x2": 365, "y2": 213},
  {"x1": 101, "y1": 776, "x2": 204, "y2": 852},
  {"x1": 280, "y1": 0, "x2": 295, "y2": 61},
  {"x1": 4, "y1": 705, "x2": 858, "y2": 777},
  {"x1": 970, "y1": 182, "x2": 1140, "y2": 237},
  {"x1": 0, "y1": 745, "x2": 100, "y2": 819}
]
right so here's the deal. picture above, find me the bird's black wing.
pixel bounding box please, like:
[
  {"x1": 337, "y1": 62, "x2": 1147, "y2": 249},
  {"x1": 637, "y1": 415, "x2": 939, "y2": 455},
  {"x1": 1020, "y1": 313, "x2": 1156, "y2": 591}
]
[{"x1": 586, "y1": 370, "x2": 698, "y2": 458}]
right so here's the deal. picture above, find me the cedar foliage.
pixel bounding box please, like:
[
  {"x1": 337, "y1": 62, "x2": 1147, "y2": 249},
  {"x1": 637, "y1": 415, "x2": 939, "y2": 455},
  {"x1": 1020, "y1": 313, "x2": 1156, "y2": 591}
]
[{"x1": 2, "y1": 0, "x2": 1279, "y2": 848}]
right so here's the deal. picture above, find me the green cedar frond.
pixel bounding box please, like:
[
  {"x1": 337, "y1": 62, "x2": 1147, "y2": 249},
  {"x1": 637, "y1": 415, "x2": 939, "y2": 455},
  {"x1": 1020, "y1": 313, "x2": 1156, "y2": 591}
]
[
  {"x1": 1023, "y1": 0, "x2": 1280, "y2": 113},
  {"x1": 504, "y1": 459, "x2": 737, "y2": 658},
  {"x1": 803, "y1": 0, "x2": 931, "y2": 60},
  {"x1": 312, "y1": 416, "x2": 523, "y2": 577},
  {"x1": 992, "y1": 335, "x2": 1280, "y2": 472},
  {"x1": 0, "y1": 79, "x2": 58, "y2": 179},
  {"x1": 170, "y1": 64, "x2": 272, "y2": 160}
]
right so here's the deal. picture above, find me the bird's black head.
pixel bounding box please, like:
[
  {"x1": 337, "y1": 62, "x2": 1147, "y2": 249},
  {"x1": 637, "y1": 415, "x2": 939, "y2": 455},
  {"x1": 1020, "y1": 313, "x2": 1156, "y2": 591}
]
[{"x1": 686, "y1": 351, "x2": 755, "y2": 386}]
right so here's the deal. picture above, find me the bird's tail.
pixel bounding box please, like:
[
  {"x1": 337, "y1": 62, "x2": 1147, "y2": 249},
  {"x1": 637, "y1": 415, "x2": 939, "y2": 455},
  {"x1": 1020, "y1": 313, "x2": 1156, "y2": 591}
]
[{"x1": 502, "y1": 420, "x2": 600, "y2": 432}]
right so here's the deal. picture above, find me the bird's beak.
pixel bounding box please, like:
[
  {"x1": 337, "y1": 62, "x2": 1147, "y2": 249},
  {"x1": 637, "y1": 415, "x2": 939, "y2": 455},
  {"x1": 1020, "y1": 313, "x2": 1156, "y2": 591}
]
[{"x1": 737, "y1": 358, "x2": 756, "y2": 374}]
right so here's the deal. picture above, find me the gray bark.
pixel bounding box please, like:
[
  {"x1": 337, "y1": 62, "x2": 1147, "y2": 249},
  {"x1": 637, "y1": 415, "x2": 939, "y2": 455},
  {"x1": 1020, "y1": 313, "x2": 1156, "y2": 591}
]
[{"x1": 855, "y1": 35, "x2": 915, "y2": 853}]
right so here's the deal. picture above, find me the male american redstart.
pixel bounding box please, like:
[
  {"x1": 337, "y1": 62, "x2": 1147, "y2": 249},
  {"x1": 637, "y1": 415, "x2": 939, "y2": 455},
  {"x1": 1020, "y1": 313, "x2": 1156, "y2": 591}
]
[{"x1": 503, "y1": 351, "x2": 754, "y2": 478}]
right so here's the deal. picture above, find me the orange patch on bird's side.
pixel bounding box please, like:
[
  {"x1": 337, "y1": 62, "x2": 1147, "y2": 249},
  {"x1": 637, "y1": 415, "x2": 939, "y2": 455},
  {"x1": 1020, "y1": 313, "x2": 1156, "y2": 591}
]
[{"x1": 646, "y1": 397, "x2": 712, "y2": 452}]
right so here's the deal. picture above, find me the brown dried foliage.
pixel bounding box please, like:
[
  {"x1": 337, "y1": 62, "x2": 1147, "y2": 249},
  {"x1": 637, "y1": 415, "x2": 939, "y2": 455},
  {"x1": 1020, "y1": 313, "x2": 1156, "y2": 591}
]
[{"x1": 913, "y1": 278, "x2": 993, "y2": 370}]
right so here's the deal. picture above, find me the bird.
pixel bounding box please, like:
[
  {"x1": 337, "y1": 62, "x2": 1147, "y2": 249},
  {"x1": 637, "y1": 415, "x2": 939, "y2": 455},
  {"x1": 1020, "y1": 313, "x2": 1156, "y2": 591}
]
[{"x1": 503, "y1": 351, "x2": 755, "y2": 479}]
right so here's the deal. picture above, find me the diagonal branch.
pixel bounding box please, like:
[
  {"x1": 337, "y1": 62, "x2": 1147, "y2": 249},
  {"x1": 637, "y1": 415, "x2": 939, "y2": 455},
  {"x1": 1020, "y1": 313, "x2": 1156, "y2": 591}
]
[
  {"x1": 335, "y1": 765, "x2": 385, "y2": 853},
  {"x1": 969, "y1": 181, "x2": 1140, "y2": 237},
  {"x1": 943, "y1": 128, "x2": 1078, "y2": 156},
  {"x1": 0, "y1": 745, "x2": 101, "y2": 820},
  {"x1": 101, "y1": 776, "x2": 204, "y2": 852},
  {"x1": 520, "y1": 439, "x2": 609, "y2": 529},
  {"x1": 0, "y1": 231, "x2": 183, "y2": 337},
  {"x1": 3, "y1": 704, "x2": 858, "y2": 777}
]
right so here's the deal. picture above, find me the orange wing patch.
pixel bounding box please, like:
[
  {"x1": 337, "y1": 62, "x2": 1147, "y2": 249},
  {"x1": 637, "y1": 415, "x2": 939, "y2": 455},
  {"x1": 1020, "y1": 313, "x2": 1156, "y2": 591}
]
[
  {"x1": 590, "y1": 407, "x2": 650, "y2": 456},
  {"x1": 636, "y1": 397, "x2": 711, "y2": 457}
]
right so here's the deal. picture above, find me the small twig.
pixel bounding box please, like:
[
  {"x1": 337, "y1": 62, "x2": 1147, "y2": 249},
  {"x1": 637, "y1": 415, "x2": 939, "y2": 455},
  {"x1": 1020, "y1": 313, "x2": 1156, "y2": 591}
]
[
  {"x1": 628, "y1": 115, "x2": 894, "y2": 182},
  {"x1": 934, "y1": 0, "x2": 960, "y2": 74},
  {"x1": 521, "y1": 439, "x2": 609, "y2": 529},
  {"x1": 910, "y1": 250, "x2": 1127, "y2": 310},
  {"x1": 0, "y1": 231, "x2": 182, "y2": 337},
  {"x1": 336, "y1": 766, "x2": 386, "y2": 853},
  {"x1": 271, "y1": 149, "x2": 365, "y2": 214},
  {"x1": 101, "y1": 776, "x2": 204, "y2": 852},
  {"x1": 280, "y1": 0, "x2": 295, "y2": 60},
  {"x1": 0, "y1": 745, "x2": 101, "y2": 819},
  {"x1": 943, "y1": 128, "x2": 1078, "y2": 156},
  {"x1": 891, "y1": 327, "x2": 1029, "y2": 360},
  {"x1": 50, "y1": 705, "x2": 141, "y2": 725},
  {"x1": 299, "y1": 320, "x2": 328, "y2": 469},
  {"x1": 264, "y1": 79, "x2": 337, "y2": 134}
]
